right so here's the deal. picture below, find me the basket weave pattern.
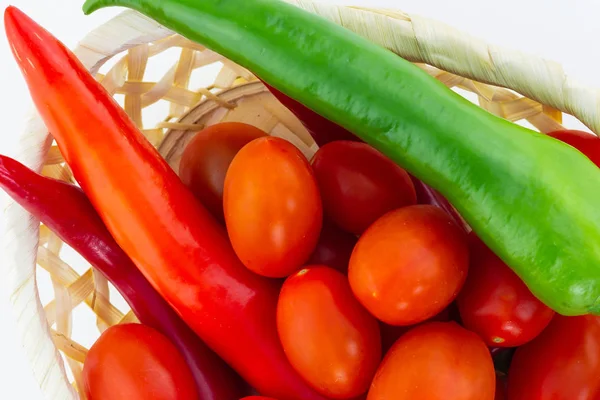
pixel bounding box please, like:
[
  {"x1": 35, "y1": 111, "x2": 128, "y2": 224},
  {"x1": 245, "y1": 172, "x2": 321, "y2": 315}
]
[{"x1": 2, "y1": 3, "x2": 592, "y2": 399}]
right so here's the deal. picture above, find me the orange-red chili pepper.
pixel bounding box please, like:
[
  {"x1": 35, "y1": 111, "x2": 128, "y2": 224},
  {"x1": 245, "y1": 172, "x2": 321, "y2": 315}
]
[{"x1": 4, "y1": 7, "x2": 327, "y2": 400}]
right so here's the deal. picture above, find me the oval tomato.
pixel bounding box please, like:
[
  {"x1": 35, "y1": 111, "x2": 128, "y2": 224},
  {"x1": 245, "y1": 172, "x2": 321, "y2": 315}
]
[
  {"x1": 224, "y1": 136, "x2": 322, "y2": 277},
  {"x1": 457, "y1": 233, "x2": 554, "y2": 347},
  {"x1": 277, "y1": 266, "x2": 381, "y2": 399},
  {"x1": 547, "y1": 129, "x2": 600, "y2": 167},
  {"x1": 507, "y1": 315, "x2": 600, "y2": 400},
  {"x1": 179, "y1": 122, "x2": 266, "y2": 221},
  {"x1": 83, "y1": 323, "x2": 198, "y2": 400},
  {"x1": 368, "y1": 322, "x2": 495, "y2": 400},
  {"x1": 349, "y1": 205, "x2": 469, "y2": 326},
  {"x1": 306, "y1": 220, "x2": 357, "y2": 273},
  {"x1": 310, "y1": 141, "x2": 416, "y2": 235}
]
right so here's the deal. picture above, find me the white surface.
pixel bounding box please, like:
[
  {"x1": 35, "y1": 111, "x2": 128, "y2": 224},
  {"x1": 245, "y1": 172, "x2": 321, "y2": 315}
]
[{"x1": 0, "y1": 0, "x2": 599, "y2": 398}]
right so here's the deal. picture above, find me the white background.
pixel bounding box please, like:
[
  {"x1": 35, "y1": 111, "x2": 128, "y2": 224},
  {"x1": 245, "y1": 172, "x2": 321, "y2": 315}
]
[{"x1": 0, "y1": 0, "x2": 599, "y2": 398}]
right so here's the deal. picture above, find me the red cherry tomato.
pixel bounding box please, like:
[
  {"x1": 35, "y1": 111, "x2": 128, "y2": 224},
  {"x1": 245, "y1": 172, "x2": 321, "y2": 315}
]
[
  {"x1": 349, "y1": 205, "x2": 469, "y2": 326},
  {"x1": 277, "y1": 266, "x2": 381, "y2": 399},
  {"x1": 178, "y1": 122, "x2": 266, "y2": 222},
  {"x1": 310, "y1": 141, "x2": 416, "y2": 235},
  {"x1": 508, "y1": 315, "x2": 600, "y2": 400},
  {"x1": 457, "y1": 233, "x2": 555, "y2": 347},
  {"x1": 224, "y1": 136, "x2": 322, "y2": 277},
  {"x1": 367, "y1": 322, "x2": 495, "y2": 400},
  {"x1": 306, "y1": 220, "x2": 357, "y2": 273},
  {"x1": 83, "y1": 324, "x2": 198, "y2": 400},
  {"x1": 547, "y1": 129, "x2": 600, "y2": 167}
]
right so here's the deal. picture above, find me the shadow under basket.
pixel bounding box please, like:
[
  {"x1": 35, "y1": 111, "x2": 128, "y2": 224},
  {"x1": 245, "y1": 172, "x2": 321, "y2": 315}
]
[{"x1": 2, "y1": 4, "x2": 596, "y2": 399}]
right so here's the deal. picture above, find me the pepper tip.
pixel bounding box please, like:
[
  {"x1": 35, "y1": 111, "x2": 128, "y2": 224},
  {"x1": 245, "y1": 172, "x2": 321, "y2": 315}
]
[{"x1": 82, "y1": 0, "x2": 103, "y2": 15}]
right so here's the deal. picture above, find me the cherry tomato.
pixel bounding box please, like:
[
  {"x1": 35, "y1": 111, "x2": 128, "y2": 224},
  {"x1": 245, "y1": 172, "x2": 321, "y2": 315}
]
[
  {"x1": 277, "y1": 266, "x2": 381, "y2": 399},
  {"x1": 507, "y1": 315, "x2": 600, "y2": 400},
  {"x1": 368, "y1": 322, "x2": 495, "y2": 400},
  {"x1": 310, "y1": 141, "x2": 416, "y2": 235},
  {"x1": 224, "y1": 136, "x2": 322, "y2": 277},
  {"x1": 457, "y1": 233, "x2": 554, "y2": 347},
  {"x1": 83, "y1": 323, "x2": 198, "y2": 400},
  {"x1": 349, "y1": 205, "x2": 469, "y2": 326},
  {"x1": 178, "y1": 122, "x2": 266, "y2": 222},
  {"x1": 306, "y1": 219, "x2": 357, "y2": 273},
  {"x1": 547, "y1": 129, "x2": 600, "y2": 167}
]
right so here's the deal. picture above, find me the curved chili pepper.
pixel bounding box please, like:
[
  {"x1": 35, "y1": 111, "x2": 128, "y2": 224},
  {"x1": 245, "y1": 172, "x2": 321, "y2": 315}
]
[
  {"x1": 4, "y1": 7, "x2": 328, "y2": 399},
  {"x1": 82, "y1": 0, "x2": 600, "y2": 316},
  {"x1": 0, "y1": 155, "x2": 246, "y2": 400},
  {"x1": 263, "y1": 82, "x2": 469, "y2": 231}
]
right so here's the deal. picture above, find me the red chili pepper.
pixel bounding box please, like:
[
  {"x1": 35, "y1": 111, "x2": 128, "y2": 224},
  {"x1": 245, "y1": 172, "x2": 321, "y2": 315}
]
[
  {"x1": 0, "y1": 155, "x2": 246, "y2": 400},
  {"x1": 4, "y1": 7, "x2": 327, "y2": 400},
  {"x1": 264, "y1": 82, "x2": 469, "y2": 231}
]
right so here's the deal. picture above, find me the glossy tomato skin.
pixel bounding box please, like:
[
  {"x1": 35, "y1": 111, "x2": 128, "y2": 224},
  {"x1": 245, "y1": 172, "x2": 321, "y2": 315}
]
[
  {"x1": 368, "y1": 322, "x2": 495, "y2": 400},
  {"x1": 349, "y1": 205, "x2": 469, "y2": 326},
  {"x1": 507, "y1": 315, "x2": 600, "y2": 400},
  {"x1": 83, "y1": 323, "x2": 198, "y2": 400},
  {"x1": 224, "y1": 136, "x2": 322, "y2": 277},
  {"x1": 306, "y1": 219, "x2": 358, "y2": 273},
  {"x1": 457, "y1": 233, "x2": 555, "y2": 347},
  {"x1": 547, "y1": 129, "x2": 600, "y2": 167},
  {"x1": 310, "y1": 141, "x2": 416, "y2": 235},
  {"x1": 179, "y1": 122, "x2": 266, "y2": 222},
  {"x1": 277, "y1": 266, "x2": 381, "y2": 399}
]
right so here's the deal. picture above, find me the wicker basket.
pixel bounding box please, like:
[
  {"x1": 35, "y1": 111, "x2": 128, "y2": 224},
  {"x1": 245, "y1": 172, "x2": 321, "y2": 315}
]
[{"x1": 1, "y1": 2, "x2": 596, "y2": 399}]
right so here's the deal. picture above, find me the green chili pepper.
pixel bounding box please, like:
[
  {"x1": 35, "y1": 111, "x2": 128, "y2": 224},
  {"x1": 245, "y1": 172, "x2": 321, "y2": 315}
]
[{"x1": 82, "y1": 0, "x2": 600, "y2": 316}]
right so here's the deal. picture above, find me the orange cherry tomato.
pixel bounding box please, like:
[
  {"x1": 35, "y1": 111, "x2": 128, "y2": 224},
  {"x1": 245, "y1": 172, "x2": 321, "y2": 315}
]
[
  {"x1": 224, "y1": 136, "x2": 322, "y2": 277},
  {"x1": 178, "y1": 122, "x2": 266, "y2": 222},
  {"x1": 349, "y1": 205, "x2": 469, "y2": 326},
  {"x1": 310, "y1": 141, "x2": 416, "y2": 235},
  {"x1": 367, "y1": 322, "x2": 495, "y2": 400},
  {"x1": 83, "y1": 323, "x2": 198, "y2": 400},
  {"x1": 277, "y1": 266, "x2": 381, "y2": 399},
  {"x1": 457, "y1": 233, "x2": 555, "y2": 347}
]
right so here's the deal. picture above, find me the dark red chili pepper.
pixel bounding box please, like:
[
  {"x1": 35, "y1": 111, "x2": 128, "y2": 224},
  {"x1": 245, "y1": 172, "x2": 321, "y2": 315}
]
[
  {"x1": 264, "y1": 82, "x2": 469, "y2": 231},
  {"x1": 0, "y1": 154, "x2": 246, "y2": 400}
]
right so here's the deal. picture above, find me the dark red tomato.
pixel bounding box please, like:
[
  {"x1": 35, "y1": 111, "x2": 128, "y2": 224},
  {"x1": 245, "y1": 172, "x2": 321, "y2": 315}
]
[
  {"x1": 277, "y1": 266, "x2": 381, "y2": 399},
  {"x1": 457, "y1": 233, "x2": 555, "y2": 347},
  {"x1": 508, "y1": 315, "x2": 600, "y2": 400},
  {"x1": 306, "y1": 219, "x2": 357, "y2": 273},
  {"x1": 349, "y1": 205, "x2": 469, "y2": 326},
  {"x1": 83, "y1": 323, "x2": 198, "y2": 400},
  {"x1": 367, "y1": 322, "x2": 495, "y2": 400},
  {"x1": 224, "y1": 136, "x2": 322, "y2": 277},
  {"x1": 178, "y1": 122, "x2": 266, "y2": 222},
  {"x1": 379, "y1": 302, "x2": 457, "y2": 354},
  {"x1": 547, "y1": 129, "x2": 600, "y2": 167},
  {"x1": 310, "y1": 141, "x2": 416, "y2": 235}
]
